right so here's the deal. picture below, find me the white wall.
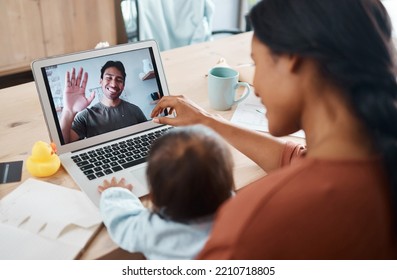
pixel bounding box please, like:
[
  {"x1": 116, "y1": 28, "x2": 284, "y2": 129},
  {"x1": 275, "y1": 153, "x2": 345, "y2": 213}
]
[
  {"x1": 211, "y1": 0, "x2": 260, "y2": 33},
  {"x1": 212, "y1": 0, "x2": 240, "y2": 30},
  {"x1": 382, "y1": 0, "x2": 397, "y2": 39},
  {"x1": 211, "y1": 0, "x2": 397, "y2": 39}
]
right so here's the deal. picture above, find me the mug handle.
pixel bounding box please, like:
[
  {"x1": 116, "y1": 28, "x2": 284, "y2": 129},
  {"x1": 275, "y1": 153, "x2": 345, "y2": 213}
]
[{"x1": 234, "y1": 82, "x2": 251, "y2": 104}]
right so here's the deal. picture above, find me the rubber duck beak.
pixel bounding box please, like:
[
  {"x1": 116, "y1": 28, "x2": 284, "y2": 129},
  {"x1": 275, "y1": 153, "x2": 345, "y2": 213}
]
[{"x1": 50, "y1": 142, "x2": 57, "y2": 154}]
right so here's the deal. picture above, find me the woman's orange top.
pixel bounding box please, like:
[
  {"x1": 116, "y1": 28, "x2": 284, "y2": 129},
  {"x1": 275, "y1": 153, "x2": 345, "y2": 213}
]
[{"x1": 197, "y1": 142, "x2": 397, "y2": 259}]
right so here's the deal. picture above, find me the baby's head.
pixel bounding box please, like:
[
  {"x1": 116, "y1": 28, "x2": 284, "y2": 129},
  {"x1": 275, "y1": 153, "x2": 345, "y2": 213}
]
[{"x1": 147, "y1": 125, "x2": 234, "y2": 222}]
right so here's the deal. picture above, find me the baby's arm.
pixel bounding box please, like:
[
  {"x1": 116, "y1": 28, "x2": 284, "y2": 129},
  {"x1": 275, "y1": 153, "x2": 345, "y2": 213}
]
[{"x1": 98, "y1": 179, "x2": 149, "y2": 254}]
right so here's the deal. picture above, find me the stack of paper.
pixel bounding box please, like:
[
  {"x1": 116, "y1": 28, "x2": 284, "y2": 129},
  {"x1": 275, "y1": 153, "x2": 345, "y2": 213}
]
[
  {"x1": 230, "y1": 93, "x2": 305, "y2": 138},
  {"x1": 0, "y1": 179, "x2": 102, "y2": 260}
]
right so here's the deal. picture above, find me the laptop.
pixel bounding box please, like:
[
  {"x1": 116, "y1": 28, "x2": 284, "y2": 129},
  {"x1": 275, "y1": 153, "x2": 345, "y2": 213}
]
[{"x1": 31, "y1": 40, "x2": 172, "y2": 208}]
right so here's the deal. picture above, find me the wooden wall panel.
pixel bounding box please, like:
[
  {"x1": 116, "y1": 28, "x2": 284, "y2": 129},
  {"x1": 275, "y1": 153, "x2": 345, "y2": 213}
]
[
  {"x1": 0, "y1": 0, "x2": 45, "y2": 75},
  {"x1": 40, "y1": 0, "x2": 117, "y2": 56},
  {"x1": 0, "y1": 0, "x2": 117, "y2": 76}
]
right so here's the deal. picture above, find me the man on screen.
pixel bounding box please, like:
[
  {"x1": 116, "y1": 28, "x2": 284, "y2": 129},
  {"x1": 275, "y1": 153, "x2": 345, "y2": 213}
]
[{"x1": 60, "y1": 60, "x2": 147, "y2": 144}]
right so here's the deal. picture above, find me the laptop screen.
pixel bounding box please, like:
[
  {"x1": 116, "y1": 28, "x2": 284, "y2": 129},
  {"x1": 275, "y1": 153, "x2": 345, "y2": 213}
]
[{"x1": 39, "y1": 46, "x2": 166, "y2": 146}]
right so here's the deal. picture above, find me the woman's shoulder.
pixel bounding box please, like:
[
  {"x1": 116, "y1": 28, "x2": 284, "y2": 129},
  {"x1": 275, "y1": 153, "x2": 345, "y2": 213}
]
[
  {"x1": 201, "y1": 157, "x2": 395, "y2": 259},
  {"x1": 217, "y1": 156, "x2": 390, "y2": 239},
  {"x1": 237, "y1": 157, "x2": 386, "y2": 205}
]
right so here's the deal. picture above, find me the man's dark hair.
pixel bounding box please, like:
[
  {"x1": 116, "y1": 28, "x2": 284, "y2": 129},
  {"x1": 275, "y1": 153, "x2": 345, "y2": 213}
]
[
  {"x1": 146, "y1": 125, "x2": 235, "y2": 222},
  {"x1": 100, "y1": 60, "x2": 127, "y2": 82}
]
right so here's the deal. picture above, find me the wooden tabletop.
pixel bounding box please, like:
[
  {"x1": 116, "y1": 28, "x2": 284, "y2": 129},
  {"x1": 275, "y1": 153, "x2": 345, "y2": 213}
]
[{"x1": 0, "y1": 32, "x2": 269, "y2": 259}]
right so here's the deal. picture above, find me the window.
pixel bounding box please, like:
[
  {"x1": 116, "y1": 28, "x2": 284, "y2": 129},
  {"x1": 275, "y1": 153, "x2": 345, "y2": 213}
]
[{"x1": 382, "y1": 0, "x2": 397, "y2": 39}]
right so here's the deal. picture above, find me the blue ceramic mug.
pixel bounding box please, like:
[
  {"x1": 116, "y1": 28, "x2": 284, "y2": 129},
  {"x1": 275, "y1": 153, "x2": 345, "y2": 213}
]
[{"x1": 208, "y1": 67, "x2": 251, "y2": 111}]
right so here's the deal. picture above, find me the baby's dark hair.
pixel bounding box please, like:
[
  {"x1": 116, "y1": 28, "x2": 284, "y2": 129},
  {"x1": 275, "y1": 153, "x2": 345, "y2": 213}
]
[
  {"x1": 146, "y1": 125, "x2": 235, "y2": 222},
  {"x1": 100, "y1": 60, "x2": 126, "y2": 82}
]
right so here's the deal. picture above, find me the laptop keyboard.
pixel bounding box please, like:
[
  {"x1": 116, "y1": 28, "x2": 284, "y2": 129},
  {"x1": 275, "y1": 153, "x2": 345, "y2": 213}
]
[{"x1": 70, "y1": 127, "x2": 172, "y2": 180}]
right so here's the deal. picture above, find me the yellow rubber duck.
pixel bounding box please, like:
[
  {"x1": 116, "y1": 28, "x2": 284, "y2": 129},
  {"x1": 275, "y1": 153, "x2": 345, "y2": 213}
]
[{"x1": 26, "y1": 141, "x2": 61, "y2": 177}]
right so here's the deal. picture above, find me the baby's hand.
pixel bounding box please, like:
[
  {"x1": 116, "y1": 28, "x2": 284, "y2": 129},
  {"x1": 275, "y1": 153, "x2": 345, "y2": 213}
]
[{"x1": 98, "y1": 177, "x2": 133, "y2": 193}]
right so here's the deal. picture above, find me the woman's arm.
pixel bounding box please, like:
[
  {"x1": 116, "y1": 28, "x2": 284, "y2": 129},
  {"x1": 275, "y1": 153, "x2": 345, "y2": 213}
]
[{"x1": 151, "y1": 95, "x2": 287, "y2": 172}]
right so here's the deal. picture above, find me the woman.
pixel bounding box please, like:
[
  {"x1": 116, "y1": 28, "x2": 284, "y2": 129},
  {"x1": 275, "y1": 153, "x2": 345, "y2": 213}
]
[{"x1": 151, "y1": 0, "x2": 397, "y2": 259}]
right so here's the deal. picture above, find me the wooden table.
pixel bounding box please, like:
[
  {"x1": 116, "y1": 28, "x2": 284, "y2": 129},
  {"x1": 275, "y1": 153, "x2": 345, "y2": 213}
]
[{"x1": 0, "y1": 32, "x2": 276, "y2": 259}]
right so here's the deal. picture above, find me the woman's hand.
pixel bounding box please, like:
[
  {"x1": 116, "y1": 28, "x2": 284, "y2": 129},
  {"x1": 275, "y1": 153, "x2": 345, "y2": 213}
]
[
  {"x1": 150, "y1": 95, "x2": 212, "y2": 126},
  {"x1": 98, "y1": 177, "x2": 133, "y2": 193}
]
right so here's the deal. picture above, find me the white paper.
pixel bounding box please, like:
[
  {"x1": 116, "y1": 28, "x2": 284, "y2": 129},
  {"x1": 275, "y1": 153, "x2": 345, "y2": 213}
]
[
  {"x1": 0, "y1": 178, "x2": 102, "y2": 259},
  {"x1": 0, "y1": 223, "x2": 79, "y2": 260},
  {"x1": 230, "y1": 93, "x2": 306, "y2": 138}
]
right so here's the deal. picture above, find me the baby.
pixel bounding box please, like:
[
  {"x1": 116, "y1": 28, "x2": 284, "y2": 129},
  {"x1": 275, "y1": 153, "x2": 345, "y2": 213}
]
[{"x1": 98, "y1": 124, "x2": 235, "y2": 259}]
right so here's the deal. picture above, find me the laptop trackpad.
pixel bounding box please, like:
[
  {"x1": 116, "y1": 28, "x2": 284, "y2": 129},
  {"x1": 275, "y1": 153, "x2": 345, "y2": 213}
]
[{"x1": 129, "y1": 167, "x2": 149, "y2": 197}]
